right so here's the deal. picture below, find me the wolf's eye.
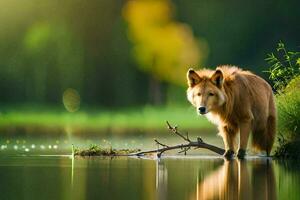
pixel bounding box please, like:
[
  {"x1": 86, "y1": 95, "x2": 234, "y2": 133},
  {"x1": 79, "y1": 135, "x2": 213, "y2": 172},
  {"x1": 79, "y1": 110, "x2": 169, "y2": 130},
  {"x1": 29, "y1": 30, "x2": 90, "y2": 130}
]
[
  {"x1": 209, "y1": 92, "x2": 214, "y2": 96},
  {"x1": 197, "y1": 92, "x2": 201, "y2": 96}
]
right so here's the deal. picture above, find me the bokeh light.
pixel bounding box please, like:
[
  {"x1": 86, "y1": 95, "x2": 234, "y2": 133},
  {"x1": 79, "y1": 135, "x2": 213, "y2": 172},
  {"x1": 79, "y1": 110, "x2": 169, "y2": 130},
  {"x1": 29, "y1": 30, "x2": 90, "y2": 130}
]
[{"x1": 62, "y1": 88, "x2": 81, "y2": 112}]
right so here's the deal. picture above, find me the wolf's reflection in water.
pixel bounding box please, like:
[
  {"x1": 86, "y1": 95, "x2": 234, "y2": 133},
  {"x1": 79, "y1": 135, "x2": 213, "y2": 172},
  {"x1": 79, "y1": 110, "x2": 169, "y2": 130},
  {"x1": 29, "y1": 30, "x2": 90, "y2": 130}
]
[{"x1": 196, "y1": 159, "x2": 276, "y2": 200}]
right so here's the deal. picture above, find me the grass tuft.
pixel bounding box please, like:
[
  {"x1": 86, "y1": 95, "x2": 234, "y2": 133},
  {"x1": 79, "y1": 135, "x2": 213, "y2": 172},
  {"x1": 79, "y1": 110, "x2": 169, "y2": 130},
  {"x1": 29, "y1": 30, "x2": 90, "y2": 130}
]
[{"x1": 74, "y1": 144, "x2": 140, "y2": 156}]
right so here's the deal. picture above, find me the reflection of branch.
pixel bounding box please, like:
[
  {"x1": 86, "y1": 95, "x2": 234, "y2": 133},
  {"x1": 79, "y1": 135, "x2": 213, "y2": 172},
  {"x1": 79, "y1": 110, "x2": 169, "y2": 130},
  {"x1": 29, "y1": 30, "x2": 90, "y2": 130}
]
[{"x1": 132, "y1": 121, "x2": 225, "y2": 158}]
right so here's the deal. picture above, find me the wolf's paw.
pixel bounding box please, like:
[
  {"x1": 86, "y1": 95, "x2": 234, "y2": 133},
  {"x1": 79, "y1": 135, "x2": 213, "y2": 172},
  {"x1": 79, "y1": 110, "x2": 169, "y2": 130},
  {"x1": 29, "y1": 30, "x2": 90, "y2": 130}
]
[
  {"x1": 223, "y1": 150, "x2": 235, "y2": 160},
  {"x1": 237, "y1": 149, "x2": 246, "y2": 159}
]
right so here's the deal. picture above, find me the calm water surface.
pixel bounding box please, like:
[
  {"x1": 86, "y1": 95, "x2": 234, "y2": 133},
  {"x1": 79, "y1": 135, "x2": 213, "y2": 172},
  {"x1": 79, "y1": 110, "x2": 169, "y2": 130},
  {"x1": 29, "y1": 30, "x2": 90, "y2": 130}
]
[{"x1": 0, "y1": 137, "x2": 300, "y2": 200}]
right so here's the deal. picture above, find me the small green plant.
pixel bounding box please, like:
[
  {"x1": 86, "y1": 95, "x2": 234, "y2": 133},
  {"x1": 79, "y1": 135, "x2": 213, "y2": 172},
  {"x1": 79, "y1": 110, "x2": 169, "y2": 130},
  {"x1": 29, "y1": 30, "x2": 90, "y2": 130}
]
[
  {"x1": 265, "y1": 41, "x2": 300, "y2": 92},
  {"x1": 277, "y1": 77, "x2": 300, "y2": 134},
  {"x1": 275, "y1": 76, "x2": 300, "y2": 159},
  {"x1": 74, "y1": 144, "x2": 140, "y2": 156},
  {"x1": 266, "y1": 42, "x2": 300, "y2": 158},
  {"x1": 274, "y1": 76, "x2": 300, "y2": 158}
]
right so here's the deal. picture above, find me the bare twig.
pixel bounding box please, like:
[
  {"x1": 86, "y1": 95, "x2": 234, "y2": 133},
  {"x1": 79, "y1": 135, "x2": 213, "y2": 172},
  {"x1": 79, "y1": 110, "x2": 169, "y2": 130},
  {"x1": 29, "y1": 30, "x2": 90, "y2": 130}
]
[
  {"x1": 178, "y1": 146, "x2": 191, "y2": 155},
  {"x1": 166, "y1": 121, "x2": 191, "y2": 142},
  {"x1": 131, "y1": 121, "x2": 225, "y2": 158},
  {"x1": 154, "y1": 139, "x2": 169, "y2": 148}
]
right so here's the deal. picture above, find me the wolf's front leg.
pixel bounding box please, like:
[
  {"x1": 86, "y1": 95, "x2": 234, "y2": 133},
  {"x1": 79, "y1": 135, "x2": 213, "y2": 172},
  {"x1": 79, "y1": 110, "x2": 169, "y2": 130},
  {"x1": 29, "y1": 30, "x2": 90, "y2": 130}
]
[
  {"x1": 238, "y1": 122, "x2": 251, "y2": 159},
  {"x1": 220, "y1": 125, "x2": 238, "y2": 159}
]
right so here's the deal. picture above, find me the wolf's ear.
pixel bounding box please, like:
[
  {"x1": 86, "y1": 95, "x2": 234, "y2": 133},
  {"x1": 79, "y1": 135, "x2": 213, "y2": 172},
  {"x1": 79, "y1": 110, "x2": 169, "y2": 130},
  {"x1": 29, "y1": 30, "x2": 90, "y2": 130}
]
[
  {"x1": 187, "y1": 68, "x2": 201, "y2": 87},
  {"x1": 211, "y1": 69, "x2": 223, "y2": 88}
]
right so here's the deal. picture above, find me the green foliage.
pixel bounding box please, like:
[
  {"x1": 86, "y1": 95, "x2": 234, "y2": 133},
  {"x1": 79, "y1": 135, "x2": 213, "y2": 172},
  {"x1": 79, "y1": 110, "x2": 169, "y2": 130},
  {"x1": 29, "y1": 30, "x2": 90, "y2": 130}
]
[
  {"x1": 274, "y1": 74, "x2": 300, "y2": 158},
  {"x1": 265, "y1": 42, "x2": 300, "y2": 158},
  {"x1": 276, "y1": 76, "x2": 300, "y2": 136},
  {"x1": 265, "y1": 41, "x2": 300, "y2": 92}
]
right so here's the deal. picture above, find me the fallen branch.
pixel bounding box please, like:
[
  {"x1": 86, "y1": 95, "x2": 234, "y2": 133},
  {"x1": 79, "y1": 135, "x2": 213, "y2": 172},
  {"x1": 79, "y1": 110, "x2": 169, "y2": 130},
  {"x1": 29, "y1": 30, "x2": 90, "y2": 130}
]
[
  {"x1": 74, "y1": 121, "x2": 225, "y2": 158},
  {"x1": 131, "y1": 121, "x2": 225, "y2": 158}
]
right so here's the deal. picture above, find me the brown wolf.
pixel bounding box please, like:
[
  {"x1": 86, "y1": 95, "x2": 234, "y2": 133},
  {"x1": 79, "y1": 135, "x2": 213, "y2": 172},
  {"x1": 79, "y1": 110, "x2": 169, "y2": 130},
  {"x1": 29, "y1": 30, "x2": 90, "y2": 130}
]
[{"x1": 186, "y1": 66, "x2": 276, "y2": 159}]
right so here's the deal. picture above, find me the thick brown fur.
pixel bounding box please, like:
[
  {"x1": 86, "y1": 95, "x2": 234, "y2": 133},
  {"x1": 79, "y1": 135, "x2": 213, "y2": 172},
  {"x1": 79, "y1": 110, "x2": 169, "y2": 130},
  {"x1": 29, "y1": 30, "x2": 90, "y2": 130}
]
[{"x1": 186, "y1": 65, "x2": 276, "y2": 155}]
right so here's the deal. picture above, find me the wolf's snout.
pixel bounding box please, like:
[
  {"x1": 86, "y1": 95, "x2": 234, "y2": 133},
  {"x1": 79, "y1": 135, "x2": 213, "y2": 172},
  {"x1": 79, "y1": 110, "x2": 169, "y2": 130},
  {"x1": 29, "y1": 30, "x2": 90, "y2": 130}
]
[{"x1": 198, "y1": 106, "x2": 207, "y2": 114}]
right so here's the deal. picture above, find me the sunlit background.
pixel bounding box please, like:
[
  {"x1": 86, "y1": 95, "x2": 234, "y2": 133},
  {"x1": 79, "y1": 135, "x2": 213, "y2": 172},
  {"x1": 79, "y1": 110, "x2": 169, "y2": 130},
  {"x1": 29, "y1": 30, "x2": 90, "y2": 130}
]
[{"x1": 0, "y1": 0, "x2": 299, "y2": 144}]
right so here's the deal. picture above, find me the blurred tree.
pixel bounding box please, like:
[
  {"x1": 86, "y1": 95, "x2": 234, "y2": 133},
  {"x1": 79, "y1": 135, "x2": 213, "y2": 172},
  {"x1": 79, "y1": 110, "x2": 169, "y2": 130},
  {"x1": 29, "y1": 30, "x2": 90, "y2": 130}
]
[
  {"x1": 22, "y1": 22, "x2": 84, "y2": 102},
  {"x1": 62, "y1": 0, "x2": 149, "y2": 107},
  {"x1": 123, "y1": 0, "x2": 207, "y2": 104}
]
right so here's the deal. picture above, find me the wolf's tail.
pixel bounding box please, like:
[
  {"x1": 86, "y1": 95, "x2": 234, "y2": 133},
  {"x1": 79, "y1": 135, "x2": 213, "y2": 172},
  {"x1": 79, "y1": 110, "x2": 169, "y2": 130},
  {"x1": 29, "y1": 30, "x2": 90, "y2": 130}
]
[{"x1": 265, "y1": 115, "x2": 276, "y2": 155}]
